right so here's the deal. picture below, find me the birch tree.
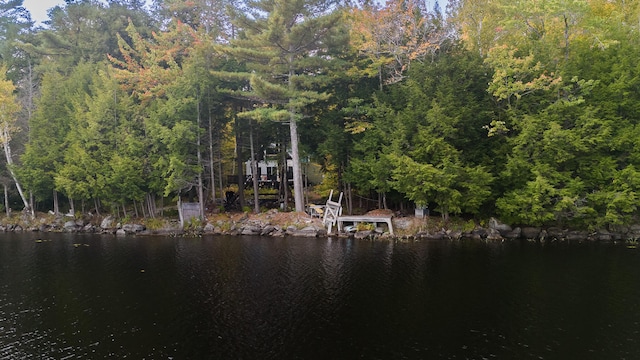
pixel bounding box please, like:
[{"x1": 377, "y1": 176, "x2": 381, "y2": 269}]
[{"x1": 0, "y1": 66, "x2": 30, "y2": 216}]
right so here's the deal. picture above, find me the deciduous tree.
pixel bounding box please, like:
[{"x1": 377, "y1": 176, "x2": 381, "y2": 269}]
[{"x1": 0, "y1": 65, "x2": 30, "y2": 215}]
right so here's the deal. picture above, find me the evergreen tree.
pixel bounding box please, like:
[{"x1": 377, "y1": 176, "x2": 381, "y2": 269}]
[
  {"x1": 18, "y1": 71, "x2": 65, "y2": 212},
  {"x1": 223, "y1": 0, "x2": 348, "y2": 212},
  {"x1": 0, "y1": 0, "x2": 32, "y2": 76},
  {"x1": 384, "y1": 45, "x2": 494, "y2": 219},
  {"x1": 33, "y1": 0, "x2": 154, "y2": 68}
]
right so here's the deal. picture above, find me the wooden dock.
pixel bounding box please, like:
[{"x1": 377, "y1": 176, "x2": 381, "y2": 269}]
[{"x1": 337, "y1": 215, "x2": 394, "y2": 235}]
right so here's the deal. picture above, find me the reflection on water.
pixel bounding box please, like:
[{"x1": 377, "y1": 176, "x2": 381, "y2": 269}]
[{"x1": 2, "y1": 233, "x2": 640, "y2": 359}]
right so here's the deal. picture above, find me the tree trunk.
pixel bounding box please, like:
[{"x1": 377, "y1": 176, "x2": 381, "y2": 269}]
[
  {"x1": 235, "y1": 115, "x2": 245, "y2": 209},
  {"x1": 280, "y1": 134, "x2": 289, "y2": 210},
  {"x1": 304, "y1": 163, "x2": 308, "y2": 207},
  {"x1": 346, "y1": 182, "x2": 353, "y2": 215},
  {"x1": 141, "y1": 200, "x2": 146, "y2": 218},
  {"x1": 144, "y1": 194, "x2": 151, "y2": 218},
  {"x1": 134, "y1": 199, "x2": 139, "y2": 218},
  {"x1": 289, "y1": 118, "x2": 304, "y2": 212},
  {"x1": 2, "y1": 126, "x2": 32, "y2": 217},
  {"x1": 24, "y1": 58, "x2": 35, "y2": 131},
  {"x1": 4, "y1": 183, "x2": 9, "y2": 217},
  {"x1": 287, "y1": 53, "x2": 305, "y2": 212},
  {"x1": 218, "y1": 139, "x2": 224, "y2": 205},
  {"x1": 249, "y1": 122, "x2": 260, "y2": 213},
  {"x1": 146, "y1": 193, "x2": 155, "y2": 218},
  {"x1": 69, "y1": 198, "x2": 75, "y2": 217},
  {"x1": 563, "y1": 14, "x2": 570, "y2": 61},
  {"x1": 208, "y1": 109, "x2": 217, "y2": 203},
  {"x1": 53, "y1": 190, "x2": 59, "y2": 215},
  {"x1": 196, "y1": 101, "x2": 205, "y2": 219}
]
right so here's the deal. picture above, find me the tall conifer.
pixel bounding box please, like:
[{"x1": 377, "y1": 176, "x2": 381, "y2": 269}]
[{"x1": 223, "y1": 0, "x2": 347, "y2": 212}]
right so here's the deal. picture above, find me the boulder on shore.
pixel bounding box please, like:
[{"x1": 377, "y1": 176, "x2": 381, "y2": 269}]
[
  {"x1": 7, "y1": 211, "x2": 640, "y2": 243},
  {"x1": 100, "y1": 216, "x2": 115, "y2": 230},
  {"x1": 488, "y1": 217, "x2": 512, "y2": 236}
]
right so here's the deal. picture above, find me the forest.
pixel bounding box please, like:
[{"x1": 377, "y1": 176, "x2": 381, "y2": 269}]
[{"x1": 1, "y1": 0, "x2": 639, "y2": 229}]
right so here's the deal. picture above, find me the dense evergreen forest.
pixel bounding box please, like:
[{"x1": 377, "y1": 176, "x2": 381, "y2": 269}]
[{"x1": 1, "y1": 0, "x2": 639, "y2": 229}]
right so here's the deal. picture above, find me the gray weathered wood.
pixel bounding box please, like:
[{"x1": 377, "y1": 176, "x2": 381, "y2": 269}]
[
  {"x1": 179, "y1": 200, "x2": 201, "y2": 228},
  {"x1": 321, "y1": 190, "x2": 343, "y2": 234},
  {"x1": 337, "y1": 215, "x2": 394, "y2": 235}
]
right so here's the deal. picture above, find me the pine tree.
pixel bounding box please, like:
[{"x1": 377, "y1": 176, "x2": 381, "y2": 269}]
[{"x1": 222, "y1": 0, "x2": 348, "y2": 212}]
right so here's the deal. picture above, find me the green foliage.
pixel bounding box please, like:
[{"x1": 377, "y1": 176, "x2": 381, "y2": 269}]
[
  {"x1": 144, "y1": 217, "x2": 166, "y2": 230},
  {"x1": 162, "y1": 120, "x2": 200, "y2": 196},
  {"x1": 344, "y1": 97, "x2": 396, "y2": 197},
  {"x1": 120, "y1": 214, "x2": 132, "y2": 225},
  {"x1": 19, "y1": 66, "x2": 92, "y2": 202},
  {"x1": 353, "y1": 43, "x2": 496, "y2": 218},
  {"x1": 4, "y1": 0, "x2": 640, "y2": 230},
  {"x1": 496, "y1": 174, "x2": 558, "y2": 226},
  {"x1": 184, "y1": 216, "x2": 204, "y2": 230},
  {"x1": 221, "y1": 0, "x2": 349, "y2": 212},
  {"x1": 356, "y1": 222, "x2": 375, "y2": 231},
  {"x1": 390, "y1": 154, "x2": 493, "y2": 220}
]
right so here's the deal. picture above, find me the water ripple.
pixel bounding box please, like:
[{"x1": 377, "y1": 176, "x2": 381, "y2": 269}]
[{"x1": 2, "y1": 235, "x2": 640, "y2": 358}]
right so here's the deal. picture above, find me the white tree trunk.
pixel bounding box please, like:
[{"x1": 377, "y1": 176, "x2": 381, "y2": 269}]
[
  {"x1": 249, "y1": 123, "x2": 260, "y2": 213},
  {"x1": 2, "y1": 125, "x2": 32, "y2": 217},
  {"x1": 53, "y1": 190, "x2": 60, "y2": 215},
  {"x1": 4, "y1": 183, "x2": 9, "y2": 217},
  {"x1": 69, "y1": 198, "x2": 75, "y2": 216},
  {"x1": 280, "y1": 136, "x2": 289, "y2": 210},
  {"x1": 196, "y1": 101, "x2": 205, "y2": 219},
  {"x1": 286, "y1": 47, "x2": 305, "y2": 213},
  {"x1": 289, "y1": 118, "x2": 304, "y2": 212},
  {"x1": 208, "y1": 110, "x2": 216, "y2": 203}
]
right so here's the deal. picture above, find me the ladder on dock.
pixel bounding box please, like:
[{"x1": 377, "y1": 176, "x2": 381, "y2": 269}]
[{"x1": 322, "y1": 190, "x2": 343, "y2": 234}]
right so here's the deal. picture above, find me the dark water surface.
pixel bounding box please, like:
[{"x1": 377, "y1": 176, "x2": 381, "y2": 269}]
[{"x1": 1, "y1": 233, "x2": 640, "y2": 359}]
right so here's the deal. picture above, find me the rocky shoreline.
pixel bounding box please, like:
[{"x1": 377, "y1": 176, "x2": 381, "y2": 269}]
[{"x1": 2, "y1": 210, "x2": 640, "y2": 242}]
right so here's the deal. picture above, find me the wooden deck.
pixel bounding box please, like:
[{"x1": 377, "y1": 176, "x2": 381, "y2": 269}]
[{"x1": 337, "y1": 215, "x2": 394, "y2": 235}]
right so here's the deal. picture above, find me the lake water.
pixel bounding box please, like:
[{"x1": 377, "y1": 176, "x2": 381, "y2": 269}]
[{"x1": 1, "y1": 233, "x2": 640, "y2": 359}]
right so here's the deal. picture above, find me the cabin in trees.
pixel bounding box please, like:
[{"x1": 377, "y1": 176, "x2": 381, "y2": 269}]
[{"x1": 243, "y1": 152, "x2": 323, "y2": 188}]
